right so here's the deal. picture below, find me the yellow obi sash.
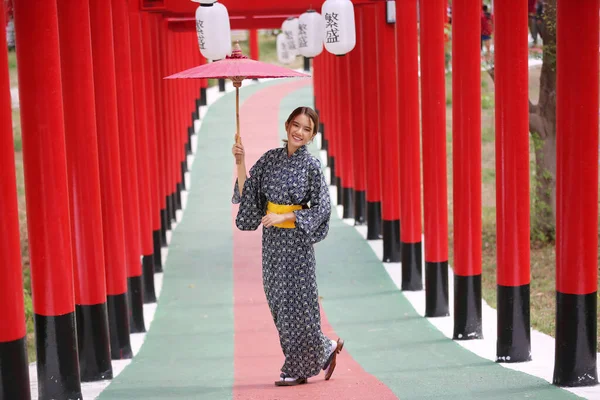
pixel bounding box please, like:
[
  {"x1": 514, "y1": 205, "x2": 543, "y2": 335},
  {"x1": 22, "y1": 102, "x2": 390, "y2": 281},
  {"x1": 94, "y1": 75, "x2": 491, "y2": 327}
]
[{"x1": 266, "y1": 202, "x2": 303, "y2": 229}]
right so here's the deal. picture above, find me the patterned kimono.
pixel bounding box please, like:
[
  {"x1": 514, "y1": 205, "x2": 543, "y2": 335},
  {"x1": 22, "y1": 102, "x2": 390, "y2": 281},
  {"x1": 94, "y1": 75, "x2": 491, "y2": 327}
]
[{"x1": 232, "y1": 145, "x2": 332, "y2": 378}]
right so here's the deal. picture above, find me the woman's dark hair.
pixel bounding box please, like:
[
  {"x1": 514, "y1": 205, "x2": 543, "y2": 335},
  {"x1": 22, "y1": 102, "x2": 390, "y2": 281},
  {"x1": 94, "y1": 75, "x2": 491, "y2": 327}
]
[{"x1": 285, "y1": 106, "x2": 319, "y2": 137}]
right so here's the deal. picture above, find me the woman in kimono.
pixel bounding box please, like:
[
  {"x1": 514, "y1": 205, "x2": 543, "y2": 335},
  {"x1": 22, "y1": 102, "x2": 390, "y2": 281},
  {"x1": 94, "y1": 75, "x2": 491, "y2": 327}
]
[{"x1": 232, "y1": 106, "x2": 344, "y2": 386}]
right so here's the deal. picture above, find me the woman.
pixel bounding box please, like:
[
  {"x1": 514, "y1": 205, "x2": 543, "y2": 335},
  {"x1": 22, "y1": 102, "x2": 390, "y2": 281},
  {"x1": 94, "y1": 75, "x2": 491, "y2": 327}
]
[{"x1": 232, "y1": 106, "x2": 343, "y2": 386}]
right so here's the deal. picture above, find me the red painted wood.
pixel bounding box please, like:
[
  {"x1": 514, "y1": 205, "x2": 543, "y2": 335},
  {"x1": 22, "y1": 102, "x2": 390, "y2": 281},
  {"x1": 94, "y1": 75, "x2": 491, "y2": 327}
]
[
  {"x1": 419, "y1": 0, "x2": 448, "y2": 262},
  {"x1": 129, "y1": 7, "x2": 154, "y2": 256},
  {"x1": 90, "y1": 0, "x2": 128, "y2": 295},
  {"x1": 376, "y1": 2, "x2": 400, "y2": 222},
  {"x1": 556, "y1": 0, "x2": 599, "y2": 294},
  {"x1": 349, "y1": 8, "x2": 367, "y2": 192},
  {"x1": 0, "y1": 0, "x2": 26, "y2": 340},
  {"x1": 451, "y1": 0, "x2": 481, "y2": 277},
  {"x1": 232, "y1": 80, "x2": 398, "y2": 400},
  {"x1": 141, "y1": 13, "x2": 163, "y2": 231},
  {"x1": 397, "y1": 0, "x2": 422, "y2": 244},
  {"x1": 14, "y1": 0, "x2": 76, "y2": 315},
  {"x1": 113, "y1": 0, "x2": 143, "y2": 279},
  {"x1": 495, "y1": 0, "x2": 530, "y2": 287},
  {"x1": 57, "y1": 0, "x2": 108, "y2": 306},
  {"x1": 362, "y1": 4, "x2": 382, "y2": 204}
]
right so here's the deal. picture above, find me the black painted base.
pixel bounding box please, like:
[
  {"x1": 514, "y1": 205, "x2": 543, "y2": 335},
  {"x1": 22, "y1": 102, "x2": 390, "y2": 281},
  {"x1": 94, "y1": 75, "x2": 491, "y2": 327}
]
[
  {"x1": 200, "y1": 88, "x2": 207, "y2": 106},
  {"x1": 164, "y1": 198, "x2": 173, "y2": 230},
  {"x1": 353, "y1": 190, "x2": 367, "y2": 225},
  {"x1": 553, "y1": 292, "x2": 598, "y2": 386},
  {"x1": 382, "y1": 219, "x2": 401, "y2": 263},
  {"x1": 336, "y1": 177, "x2": 343, "y2": 206},
  {"x1": 303, "y1": 56, "x2": 310, "y2": 72},
  {"x1": 186, "y1": 130, "x2": 192, "y2": 156},
  {"x1": 34, "y1": 312, "x2": 82, "y2": 399},
  {"x1": 194, "y1": 100, "x2": 201, "y2": 121},
  {"x1": 106, "y1": 293, "x2": 133, "y2": 360},
  {"x1": 142, "y1": 255, "x2": 157, "y2": 304},
  {"x1": 366, "y1": 201, "x2": 383, "y2": 240},
  {"x1": 425, "y1": 261, "x2": 449, "y2": 317},
  {"x1": 342, "y1": 187, "x2": 355, "y2": 219},
  {"x1": 321, "y1": 124, "x2": 328, "y2": 152},
  {"x1": 175, "y1": 185, "x2": 183, "y2": 211},
  {"x1": 401, "y1": 241, "x2": 423, "y2": 291},
  {"x1": 152, "y1": 230, "x2": 164, "y2": 273},
  {"x1": 453, "y1": 274, "x2": 483, "y2": 340},
  {"x1": 160, "y1": 209, "x2": 168, "y2": 248},
  {"x1": 76, "y1": 303, "x2": 112, "y2": 382},
  {"x1": 329, "y1": 157, "x2": 335, "y2": 186},
  {"x1": 181, "y1": 166, "x2": 187, "y2": 192},
  {"x1": 496, "y1": 284, "x2": 531, "y2": 363},
  {"x1": 128, "y1": 276, "x2": 146, "y2": 334},
  {"x1": 0, "y1": 336, "x2": 30, "y2": 400},
  {"x1": 218, "y1": 78, "x2": 226, "y2": 92},
  {"x1": 167, "y1": 194, "x2": 175, "y2": 224}
]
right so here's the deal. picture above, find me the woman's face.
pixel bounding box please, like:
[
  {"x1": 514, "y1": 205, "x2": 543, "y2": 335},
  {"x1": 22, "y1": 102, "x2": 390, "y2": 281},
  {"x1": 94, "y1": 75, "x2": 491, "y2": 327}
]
[{"x1": 286, "y1": 114, "x2": 315, "y2": 152}]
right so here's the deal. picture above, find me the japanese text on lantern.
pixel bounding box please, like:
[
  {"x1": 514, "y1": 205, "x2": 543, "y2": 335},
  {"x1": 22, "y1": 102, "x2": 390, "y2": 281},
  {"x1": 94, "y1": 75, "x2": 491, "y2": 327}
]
[
  {"x1": 325, "y1": 12, "x2": 339, "y2": 43},
  {"x1": 196, "y1": 20, "x2": 206, "y2": 50},
  {"x1": 284, "y1": 30, "x2": 296, "y2": 50},
  {"x1": 298, "y1": 23, "x2": 308, "y2": 48}
]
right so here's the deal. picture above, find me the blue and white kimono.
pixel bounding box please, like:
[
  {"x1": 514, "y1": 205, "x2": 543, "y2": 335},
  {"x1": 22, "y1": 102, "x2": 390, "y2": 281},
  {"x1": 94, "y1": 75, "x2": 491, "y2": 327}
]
[{"x1": 233, "y1": 145, "x2": 332, "y2": 378}]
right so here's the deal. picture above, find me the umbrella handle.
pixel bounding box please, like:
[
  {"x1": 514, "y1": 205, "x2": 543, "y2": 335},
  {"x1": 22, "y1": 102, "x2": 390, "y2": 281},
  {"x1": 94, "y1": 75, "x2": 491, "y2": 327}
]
[
  {"x1": 235, "y1": 134, "x2": 242, "y2": 165},
  {"x1": 235, "y1": 85, "x2": 242, "y2": 165}
]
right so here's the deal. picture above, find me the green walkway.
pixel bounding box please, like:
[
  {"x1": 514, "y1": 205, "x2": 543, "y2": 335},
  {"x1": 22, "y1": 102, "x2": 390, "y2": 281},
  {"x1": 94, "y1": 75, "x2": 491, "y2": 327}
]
[{"x1": 99, "y1": 80, "x2": 580, "y2": 400}]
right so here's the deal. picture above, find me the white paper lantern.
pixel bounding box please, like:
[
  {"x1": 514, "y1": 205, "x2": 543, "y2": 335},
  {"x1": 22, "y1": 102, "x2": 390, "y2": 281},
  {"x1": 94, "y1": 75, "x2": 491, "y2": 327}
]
[
  {"x1": 276, "y1": 33, "x2": 295, "y2": 65},
  {"x1": 321, "y1": 0, "x2": 356, "y2": 55},
  {"x1": 298, "y1": 10, "x2": 325, "y2": 58},
  {"x1": 281, "y1": 17, "x2": 299, "y2": 58},
  {"x1": 195, "y1": 2, "x2": 232, "y2": 61}
]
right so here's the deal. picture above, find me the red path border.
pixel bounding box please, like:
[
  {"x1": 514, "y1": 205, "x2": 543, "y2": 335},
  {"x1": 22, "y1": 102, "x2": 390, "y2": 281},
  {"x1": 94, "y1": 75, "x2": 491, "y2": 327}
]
[{"x1": 232, "y1": 80, "x2": 398, "y2": 399}]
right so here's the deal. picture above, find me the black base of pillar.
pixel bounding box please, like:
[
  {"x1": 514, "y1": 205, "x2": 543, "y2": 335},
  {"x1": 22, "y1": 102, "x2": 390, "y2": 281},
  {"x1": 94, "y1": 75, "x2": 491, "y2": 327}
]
[
  {"x1": 165, "y1": 197, "x2": 173, "y2": 230},
  {"x1": 128, "y1": 276, "x2": 146, "y2": 334},
  {"x1": 190, "y1": 111, "x2": 197, "y2": 127},
  {"x1": 303, "y1": 56, "x2": 310, "y2": 72},
  {"x1": 367, "y1": 201, "x2": 383, "y2": 240},
  {"x1": 75, "y1": 303, "x2": 112, "y2": 382},
  {"x1": 342, "y1": 187, "x2": 355, "y2": 219},
  {"x1": 453, "y1": 274, "x2": 483, "y2": 340},
  {"x1": 142, "y1": 255, "x2": 157, "y2": 304},
  {"x1": 354, "y1": 190, "x2": 367, "y2": 225},
  {"x1": 336, "y1": 177, "x2": 343, "y2": 206},
  {"x1": 167, "y1": 194, "x2": 175, "y2": 223},
  {"x1": 320, "y1": 124, "x2": 328, "y2": 152},
  {"x1": 183, "y1": 157, "x2": 189, "y2": 173},
  {"x1": 496, "y1": 284, "x2": 531, "y2": 363},
  {"x1": 0, "y1": 336, "x2": 30, "y2": 400},
  {"x1": 186, "y1": 130, "x2": 192, "y2": 156},
  {"x1": 34, "y1": 312, "x2": 82, "y2": 399},
  {"x1": 218, "y1": 78, "x2": 226, "y2": 92},
  {"x1": 401, "y1": 241, "x2": 423, "y2": 291},
  {"x1": 553, "y1": 292, "x2": 598, "y2": 386},
  {"x1": 382, "y1": 219, "x2": 401, "y2": 263},
  {"x1": 106, "y1": 293, "x2": 132, "y2": 360},
  {"x1": 181, "y1": 164, "x2": 187, "y2": 192},
  {"x1": 195, "y1": 99, "x2": 201, "y2": 121},
  {"x1": 175, "y1": 186, "x2": 182, "y2": 211},
  {"x1": 160, "y1": 209, "x2": 168, "y2": 247},
  {"x1": 329, "y1": 157, "x2": 335, "y2": 186},
  {"x1": 152, "y1": 230, "x2": 164, "y2": 272},
  {"x1": 200, "y1": 88, "x2": 207, "y2": 106},
  {"x1": 425, "y1": 261, "x2": 450, "y2": 317}
]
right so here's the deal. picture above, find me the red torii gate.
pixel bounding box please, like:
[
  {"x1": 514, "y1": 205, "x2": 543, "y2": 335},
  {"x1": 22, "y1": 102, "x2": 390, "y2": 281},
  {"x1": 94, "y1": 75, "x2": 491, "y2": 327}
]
[{"x1": 0, "y1": 1, "x2": 599, "y2": 399}]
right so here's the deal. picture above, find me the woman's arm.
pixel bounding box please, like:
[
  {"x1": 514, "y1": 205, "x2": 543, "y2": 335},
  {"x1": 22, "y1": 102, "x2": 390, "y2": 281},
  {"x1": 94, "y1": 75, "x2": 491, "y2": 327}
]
[{"x1": 232, "y1": 141, "x2": 247, "y2": 194}]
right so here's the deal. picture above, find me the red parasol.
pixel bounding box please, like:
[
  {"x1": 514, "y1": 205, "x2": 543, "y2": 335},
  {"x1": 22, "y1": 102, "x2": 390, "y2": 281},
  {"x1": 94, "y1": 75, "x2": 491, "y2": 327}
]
[{"x1": 166, "y1": 43, "x2": 310, "y2": 163}]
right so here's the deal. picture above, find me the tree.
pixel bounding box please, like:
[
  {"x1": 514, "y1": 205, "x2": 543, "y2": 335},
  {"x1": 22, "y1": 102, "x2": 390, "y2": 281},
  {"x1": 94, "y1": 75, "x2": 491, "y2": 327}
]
[
  {"x1": 486, "y1": 0, "x2": 556, "y2": 241},
  {"x1": 527, "y1": 0, "x2": 556, "y2": 242}
]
